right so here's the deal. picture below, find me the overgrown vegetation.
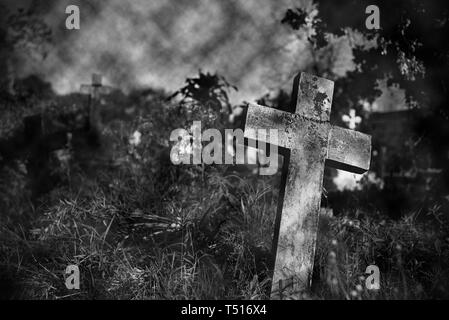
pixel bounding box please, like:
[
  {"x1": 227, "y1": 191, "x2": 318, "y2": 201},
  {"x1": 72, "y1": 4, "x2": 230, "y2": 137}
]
[{"x1": 1, "y1": 70, "x2": 449, "y2": 300}]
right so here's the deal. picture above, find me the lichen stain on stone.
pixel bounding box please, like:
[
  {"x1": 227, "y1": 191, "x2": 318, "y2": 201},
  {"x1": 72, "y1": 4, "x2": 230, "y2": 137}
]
[
  {"x1": 313, "y1": 91, "x2": 328, "y2": 116},
  {"x1": 301, "y1": 80, "x2": 319, "y2": 99},
  {"x1": 266, "y1": 112, "x2": 286, "y2": 127}
]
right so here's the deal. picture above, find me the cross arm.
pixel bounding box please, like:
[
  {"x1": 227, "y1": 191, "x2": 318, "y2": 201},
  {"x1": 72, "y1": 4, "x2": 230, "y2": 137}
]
[
  {"x1": 244, "y1": 103, "x2": 299, "y2": 149},
  {"x1": 326, "y1": 126, "x2": 371, "y2": 174},
  {"x1": 98, "y1": 86, "x2": 113, "y2": 94},
  {"x1": 80, "y1": 85, "x2": 113, "y2": 96},
  {"x1": 244, "y1": 103, "x2": 372, "y2": 174},
  {"x1": 80, "y1": 84, "x2": 93, "y2": 94}
]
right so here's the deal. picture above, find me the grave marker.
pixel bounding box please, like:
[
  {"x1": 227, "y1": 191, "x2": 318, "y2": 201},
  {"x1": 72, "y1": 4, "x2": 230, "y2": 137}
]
[
  {"x1": 244, "y1": 72, "x2": 371, "y2": 299},
  {"x1": 80, "y1": 73, "x2": 113, "y2": 133}
]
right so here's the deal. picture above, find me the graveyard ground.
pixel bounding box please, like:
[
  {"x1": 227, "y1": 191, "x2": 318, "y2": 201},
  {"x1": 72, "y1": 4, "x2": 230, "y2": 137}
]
[{"x1": 1, "y1": 79, "x2": 449, "y2": 300}]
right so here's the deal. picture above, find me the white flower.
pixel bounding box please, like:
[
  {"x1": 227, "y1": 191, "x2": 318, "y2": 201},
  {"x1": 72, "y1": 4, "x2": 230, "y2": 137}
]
[
  {"x1": 129, "y1": 130, "x2": 142, "y2": 146},
  {"x1": 229, "y1": 106, "x2": 244, "y2": 123}
]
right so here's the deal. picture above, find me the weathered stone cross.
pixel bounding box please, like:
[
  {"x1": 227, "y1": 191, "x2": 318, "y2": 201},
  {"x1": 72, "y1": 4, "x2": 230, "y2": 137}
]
[
  {"x1": 244, "y1": 72, "x2": 371, "y2": 299},
  {"x1": 80, "y1": 73, "x2": 113, "y2": 132}
]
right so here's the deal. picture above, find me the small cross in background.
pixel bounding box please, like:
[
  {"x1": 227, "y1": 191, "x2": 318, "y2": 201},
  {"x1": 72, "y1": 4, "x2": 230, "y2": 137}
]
[
  {"x1": 342, "y1": 109, "x2": 362, "y2": 130},
  {"x1": 80, "y1": 73, "x2": 112, "y2": 100},
  {"x1": 80, "y1": 74, "x2": 113, "y2": 135}
]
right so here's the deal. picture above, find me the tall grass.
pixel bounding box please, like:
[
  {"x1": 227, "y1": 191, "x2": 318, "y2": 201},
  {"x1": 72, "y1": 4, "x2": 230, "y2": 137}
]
[{"x1": 1, "y1": 84, "x2": 448, "y2": 300}]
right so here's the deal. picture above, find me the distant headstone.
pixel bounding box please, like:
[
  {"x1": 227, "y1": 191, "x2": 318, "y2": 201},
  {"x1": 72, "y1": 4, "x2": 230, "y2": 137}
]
[{"x1": 80, "y1": 74, "x2": 113, "y2": 134}]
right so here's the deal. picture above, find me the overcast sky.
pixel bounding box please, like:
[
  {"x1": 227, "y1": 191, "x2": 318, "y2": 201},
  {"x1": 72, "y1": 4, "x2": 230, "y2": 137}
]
[{"x1": 5, "y1": 0, "x2": 405, "y2": 111}]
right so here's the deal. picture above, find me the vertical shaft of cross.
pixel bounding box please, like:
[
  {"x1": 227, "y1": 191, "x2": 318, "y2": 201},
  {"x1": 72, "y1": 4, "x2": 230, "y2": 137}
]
[
  {"x1": 271, "y1": 74, "x2": 334, "y2": 299},
  {"x1": 88, "y1": 74, "x2": 103, "y2": 132},
  {"x1": 80, "y1": 74, "x2": 112, "y2": 138}
]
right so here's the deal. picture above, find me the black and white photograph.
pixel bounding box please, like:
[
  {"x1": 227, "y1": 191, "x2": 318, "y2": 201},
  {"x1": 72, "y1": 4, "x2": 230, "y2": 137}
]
[{"x1": 0, "y1": 0, "x2": 449, "y2": 304}]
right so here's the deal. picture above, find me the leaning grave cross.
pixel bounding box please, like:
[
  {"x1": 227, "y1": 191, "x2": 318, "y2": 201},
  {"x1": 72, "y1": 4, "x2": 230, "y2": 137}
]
[
  {"x1": 244, "y1": 72, "x2": 371, "y2": 299},
  {"x1": 80, "y1": 73, "x2": 113, "y2": 132}
]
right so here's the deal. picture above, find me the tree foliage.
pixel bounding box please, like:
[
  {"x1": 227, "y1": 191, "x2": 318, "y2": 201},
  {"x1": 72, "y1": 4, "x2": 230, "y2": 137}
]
[
  {"x1": 0, "y1": 6, "x2": 52, "y2": 95},
  {"x1": 169, "y1": 70, "x2": 237, "y2": 129},
  {"x1": 282, "y1": 0, "x2": 449, "y2": 198}
]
